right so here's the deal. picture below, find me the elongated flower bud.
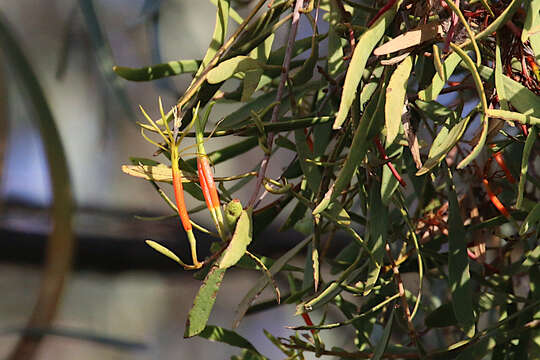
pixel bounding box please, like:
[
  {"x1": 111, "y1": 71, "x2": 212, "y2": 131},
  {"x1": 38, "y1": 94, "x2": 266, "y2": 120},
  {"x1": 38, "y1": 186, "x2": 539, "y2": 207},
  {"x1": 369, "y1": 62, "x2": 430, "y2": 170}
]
[{"x1": 172, "y1": 165, "x2": 192, "y2": 232}]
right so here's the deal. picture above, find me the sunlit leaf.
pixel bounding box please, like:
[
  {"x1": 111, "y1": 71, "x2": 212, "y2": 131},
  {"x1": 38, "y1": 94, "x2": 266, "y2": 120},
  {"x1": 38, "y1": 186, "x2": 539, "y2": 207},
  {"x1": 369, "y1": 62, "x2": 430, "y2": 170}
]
[
  {"x1": 219, "y1": 210, "x2": 253, "y2": 269},
  {"x1": 185, "y1": 265, "x2": 227, "y2": 338},
  {"x1": 385, "y1": 55, "x2": 412, "y2": 145},
  {"x1": 333, "y1": 0, "x2": 403, "y2": 129}
]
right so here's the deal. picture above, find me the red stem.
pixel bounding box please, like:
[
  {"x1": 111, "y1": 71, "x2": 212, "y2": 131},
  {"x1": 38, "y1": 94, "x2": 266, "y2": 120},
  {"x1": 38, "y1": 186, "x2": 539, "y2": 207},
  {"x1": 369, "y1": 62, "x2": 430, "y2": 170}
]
[
  {"x1": 482, "y1": 178, "x2": 510, "y2": 218},
  {"x1": 301, "y1": 312, "x2": 316, "y2": 335},
  {"x1": 366, "y1": 0, "x2": 397, "y2": 28},
  {"x1": 492, "y1": 152, "x2": 516, "y2": 184},
  {"x1": 374, "y1": 137, "x2": 406, "y2": 187}
]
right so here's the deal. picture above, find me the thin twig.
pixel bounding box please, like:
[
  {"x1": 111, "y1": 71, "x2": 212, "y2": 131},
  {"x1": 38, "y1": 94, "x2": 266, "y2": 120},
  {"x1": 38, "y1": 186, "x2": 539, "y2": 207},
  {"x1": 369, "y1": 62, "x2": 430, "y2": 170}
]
[
  {"x1": 281, "y1": 343, "x2": 419, "y2": 359},
  {"x1": 385, "y1": 243, "x2": 418, "y2": 346},
  {"x1": 248, "y1": 0, "x2": 305, "y2": 208}
]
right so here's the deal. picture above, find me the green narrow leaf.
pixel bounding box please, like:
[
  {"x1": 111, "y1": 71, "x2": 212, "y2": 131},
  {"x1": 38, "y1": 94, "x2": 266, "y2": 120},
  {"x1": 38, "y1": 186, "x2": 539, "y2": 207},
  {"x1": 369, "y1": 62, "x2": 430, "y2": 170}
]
[
  {"x1": 218, "y1": 81, "x2": 322, "y2": 130},
  {"x1": 250, "y1": 32, "x2": 274, "y2": 62},
  {"x1": 364, "y1": 182, "x2": 387, "y2": 295},
  {"x1": 267, "y1": 35, "x2": 325, "y2": 66},
  {"x1": 372, "y1": 310, "x2": 394, "y2": 360},
  {"x1": 291, "y1": 14, "x2": 318, "y2": 86},
  {"x1": 385, "y1": 55, "x2": 412, "y2": 145},
  {"x1": 185, "y1": 265, "x2": 227, "y2": 338},
  {"x1": 522, "y1": 0, "x2": 540, "y2": 58},
  {"x1": 360, "y1": 65, "x2": 384, "y2": 111},
  {"x1": 519, "y1": 203, "x2": 540, "y2": 236},
  {"x1": 517, "y1": 126, "x2": 537, "y2": 209},
  {"x1": 219, "y1": 210, "x2": 253, "y2": 269},
  {"x1": 494, "y1": 37, "x2": 509, "y2": 110},
  {"x1": 207, "y1": 56, "x2": 262, "y2": 84},
  {"x1": 241, "y1": 69, "x2": 264, "y2": 102},
  {"x1": 425, "y1": 303, "x2": 458, "y2": 328},
  {"x1": 418, "y1": 52, "x2": 461, "y2": 102},
  {"x1": 327, "y1": 0, "x2": 345, "y2": 75},
  {"x1": 415, "y1": 99, "x2": 460, "y2": 124},
  {"x1": 333, "y1": 0, "x2": 403, "y2": 129},
  {"x1": 145, "y1": 240, "x2": 186, "y2": 266},
  {"x1": 113, "y1": 60, "x2": 201, "y2": 81},
  {"x1": 194, "y1": 0, "x2": 230, "y2": 77},
  {"x1": 233, "y1": 236, "x2": 312, "y2": 328},
  {"x1": 416, "y1": 108, "x2": 471, "y2": 176},
  {"x1": 198, "y1": 325, "x2": 261, "y2": 355},
  {"x1": 209, "y1": 0, "x2": 243, "y2": 24},
  {"x1": 294, "y1": 129, "x2": 322, "y2": 193},
  {"x1": 314, "y1": 85, "x2": 385, "y2": 215},
  {"x1": 477, "y1": 64, "x2": 540, "y2": 117},
  {"x1": 280, "y1": 184, "x2": 308, "y2": 231},
  {"x1": 446, "y1": 167, "x2": 475, "y2": 338},
  {"x1": 380, "y1": 143, "x2": 402, "y2": 204}
]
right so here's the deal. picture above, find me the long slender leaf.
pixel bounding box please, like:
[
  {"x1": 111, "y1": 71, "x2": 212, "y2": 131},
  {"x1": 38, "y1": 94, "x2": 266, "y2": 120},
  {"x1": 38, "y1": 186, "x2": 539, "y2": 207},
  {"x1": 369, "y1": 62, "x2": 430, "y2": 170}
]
[
  {"x1": 385, "y1": 55, "x2": 412, "y2": 145},
  {"x1": 446, "y1": 167, "x2": 475, "y2": 338},
  {"x1": 185, "y1": 265, "x2": 227, "y2": 338},
  {"x1": 333, "y1": 0, "x2": 403, "y2": 129},
  {"x1": 198, "y1": 325, "x2": 262, "y2": 355}
]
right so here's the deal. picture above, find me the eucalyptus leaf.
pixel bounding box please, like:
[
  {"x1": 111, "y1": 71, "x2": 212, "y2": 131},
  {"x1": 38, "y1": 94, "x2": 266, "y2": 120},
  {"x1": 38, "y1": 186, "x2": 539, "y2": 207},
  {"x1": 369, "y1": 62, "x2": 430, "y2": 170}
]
[{"x1": 185, "y1": 265, "x2": 227, "y2": 338}]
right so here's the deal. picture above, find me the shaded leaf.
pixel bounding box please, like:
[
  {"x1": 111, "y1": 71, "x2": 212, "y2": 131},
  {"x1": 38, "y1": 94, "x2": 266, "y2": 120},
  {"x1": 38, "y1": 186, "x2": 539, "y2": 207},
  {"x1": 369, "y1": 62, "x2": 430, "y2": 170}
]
[
  {"x1": 517, "y1": 126, "x2": 537, "y2": 209},
  {"x1": 314, "y1": 84, "x2": 385, "y2": 214},
  {"x1": 294, "y1": 129, "x2": 322, "y2": 193},
  {"x1": 372, "y1": 310, "x2": 394, "y2": 360},
  {"x1": 425, "y1": 303, "x2": 458, "y2": 328},
  {"x1": 519, "y1": 203, "x2": 540, "y2": 236},
  {"x1": 198, "y1": 325, "x2": 261, "y2": 355},
  {"x1": 446, "y1": 167, "x2": 475, "y2": 338},
  {"x1": 364, "y1": 182, "x2": 387, "y2": 295},
  {"x1": 113, "y1": 60, "x2": 201, "y2": 81}
]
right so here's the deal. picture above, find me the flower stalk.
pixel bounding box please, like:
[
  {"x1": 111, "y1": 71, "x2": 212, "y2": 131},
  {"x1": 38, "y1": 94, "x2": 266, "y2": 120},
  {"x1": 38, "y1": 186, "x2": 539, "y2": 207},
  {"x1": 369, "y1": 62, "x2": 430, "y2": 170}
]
[{"x1": 140, "y1": 98, "x2": 201, "y2": 269}]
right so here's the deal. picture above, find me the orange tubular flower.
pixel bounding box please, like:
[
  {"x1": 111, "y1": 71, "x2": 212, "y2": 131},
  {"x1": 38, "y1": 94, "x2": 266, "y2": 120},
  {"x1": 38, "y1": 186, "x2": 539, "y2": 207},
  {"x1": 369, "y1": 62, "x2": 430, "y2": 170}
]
[
  {"x1": 198, "y1": 156, "x2": 220, "y2": 211},
  {"x1": 194, "y1": 103, "x2": 225, "y2": 239},
  {"x1": 492, "y1": 151, "x2": 516, "y2": 184},
  {"x1": 172, "y1": 161, "x2": 192, "y2": 232},
  {"x1": 482, "y1": 178, "x2": 510, "y2": 218},
  {"x1": 172, "y1": 146, "x2": 201, "y2": 268}
]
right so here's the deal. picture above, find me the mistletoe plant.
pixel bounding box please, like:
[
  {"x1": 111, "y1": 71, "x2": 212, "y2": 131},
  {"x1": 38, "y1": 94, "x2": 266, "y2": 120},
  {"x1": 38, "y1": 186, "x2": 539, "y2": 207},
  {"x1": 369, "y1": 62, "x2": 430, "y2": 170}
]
[{"x1": 119, "y1": 0, "x2": 540, "y2": 358}]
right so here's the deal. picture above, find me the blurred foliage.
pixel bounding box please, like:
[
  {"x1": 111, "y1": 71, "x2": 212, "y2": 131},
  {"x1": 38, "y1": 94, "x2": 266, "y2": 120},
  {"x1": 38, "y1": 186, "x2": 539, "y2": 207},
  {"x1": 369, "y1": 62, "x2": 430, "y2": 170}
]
[{"x1": 119, "y1": 0, "x2": 540, "y2": 359}]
